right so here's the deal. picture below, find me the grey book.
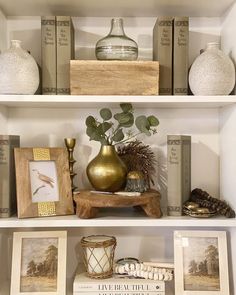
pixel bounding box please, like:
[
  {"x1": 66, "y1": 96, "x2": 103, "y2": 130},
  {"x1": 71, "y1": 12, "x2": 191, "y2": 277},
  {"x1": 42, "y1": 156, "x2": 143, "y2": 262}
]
[
  {"x1": 56, "y1": 16, "x2": 75, "y2": 95},
  {"x1": 153, "y1": 16, "x2": 173, "y2": 95},
  {"x1": 173, "y1": 17, "x2": 189, "y2": 95},
  {"x1": 0, "y1": 135, "x2": 20, "y2": 218},
  {"x1": 167, "y1": 135, "x2": 191, "y2": 216},
  {"x1": 41, "y1": 16, "x2": 57, "y2": 95}
]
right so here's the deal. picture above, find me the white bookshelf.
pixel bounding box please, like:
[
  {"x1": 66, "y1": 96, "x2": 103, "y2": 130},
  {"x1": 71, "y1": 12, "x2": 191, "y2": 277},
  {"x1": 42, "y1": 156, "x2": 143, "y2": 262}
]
[{"x1": 0, "y1": 0, "x2": 236, "y2": 294}]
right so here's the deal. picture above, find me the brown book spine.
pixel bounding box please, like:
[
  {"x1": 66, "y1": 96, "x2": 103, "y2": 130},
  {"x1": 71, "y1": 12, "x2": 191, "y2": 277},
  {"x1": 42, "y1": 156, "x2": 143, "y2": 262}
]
[
  {"x1": 56, "y1": 16, "x2": 75, "y2": 95},
  {"x1": 0, "y1": 135, "x2": 20, "y2": 218},
  {"x1": 167, "y1": 135, "x2": 191, "y2": 216},
  {"x1": 153, "y1": 17, "x2": 173, "y2": 95},
  {"x1": 41, "y1": 16, "x2": 57, "y2": 95},
  {"x1": 173, "y1": 17, "x2": 189, "y2": 95}
]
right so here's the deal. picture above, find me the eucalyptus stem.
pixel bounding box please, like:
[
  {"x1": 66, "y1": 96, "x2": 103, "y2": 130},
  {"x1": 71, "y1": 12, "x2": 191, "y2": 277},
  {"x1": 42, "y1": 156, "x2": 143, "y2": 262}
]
[{"x1": 114, "y1": 132, "x2": 143, "y2": 145}]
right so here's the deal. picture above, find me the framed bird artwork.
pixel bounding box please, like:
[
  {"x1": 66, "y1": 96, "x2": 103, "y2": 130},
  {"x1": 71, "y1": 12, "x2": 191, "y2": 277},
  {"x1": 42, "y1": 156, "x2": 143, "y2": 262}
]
[{"x1": 14, "y1": 147, "x2": 74, "y2": 218}]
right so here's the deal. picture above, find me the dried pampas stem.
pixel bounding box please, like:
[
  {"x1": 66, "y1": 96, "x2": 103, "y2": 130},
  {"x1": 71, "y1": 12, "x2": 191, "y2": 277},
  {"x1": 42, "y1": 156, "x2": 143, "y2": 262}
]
[{"x1": 190, "y1": 188, "x2": 235, "y2": 218}]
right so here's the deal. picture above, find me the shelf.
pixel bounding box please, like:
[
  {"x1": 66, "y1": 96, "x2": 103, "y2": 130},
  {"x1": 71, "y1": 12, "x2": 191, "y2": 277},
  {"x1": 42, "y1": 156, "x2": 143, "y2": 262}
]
[
  {"x1": 0, "y1": 0, "x2": 234, "y2": 17},
  {"x1": 0, "y1": 214, "x2": 236, "y2": 228},
  {"x1": 0, "y1": 95, "x2": 236, "y2": 109}
]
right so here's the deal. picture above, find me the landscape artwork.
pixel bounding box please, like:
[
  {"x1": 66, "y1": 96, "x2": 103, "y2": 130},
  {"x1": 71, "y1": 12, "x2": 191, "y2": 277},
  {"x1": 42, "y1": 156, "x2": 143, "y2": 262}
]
[
  {"x1": 183, "y1": 237, "x2": 220, "y2": 291},
  {"x1": 29, "y1": 161, "x2": 59, "y2": 203},
  {"x1": 20, "y1": 237, "x2": 58, "y2": 292}
]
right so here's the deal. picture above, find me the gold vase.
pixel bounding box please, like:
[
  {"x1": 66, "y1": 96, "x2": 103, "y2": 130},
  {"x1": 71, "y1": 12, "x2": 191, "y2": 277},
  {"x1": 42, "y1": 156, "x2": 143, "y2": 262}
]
[{"x1": 86, "y1": 145, "x2": 127, "y2": 192}]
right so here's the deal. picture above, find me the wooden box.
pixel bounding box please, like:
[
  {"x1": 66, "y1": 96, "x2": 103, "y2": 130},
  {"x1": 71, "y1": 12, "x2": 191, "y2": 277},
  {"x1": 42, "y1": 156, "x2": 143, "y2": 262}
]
[{"x1": 70, "y1": 60, "x2": 159, "y2": 95}]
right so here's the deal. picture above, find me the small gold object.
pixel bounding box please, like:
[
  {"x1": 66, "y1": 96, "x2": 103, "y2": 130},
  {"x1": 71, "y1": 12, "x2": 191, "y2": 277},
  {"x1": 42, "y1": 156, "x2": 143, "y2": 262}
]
[
  {"x1": 38, "y1": 202, "x2": 56, "y2": 216},
  {"x1": 183, "y1": 201, "x2": 216, "y2": 218},
  {"x1": 33, "y1": 148, "x2": 50, "y2": 161},
  {"x1": 81, "y1": 235, "x2": 116, "y2": 279},
  {"x1": 125, "y1": 170, "x2": 148, "y2": 193},
  {"x1": 64, "y1": 138, "x2": 77, "y2": 192}
]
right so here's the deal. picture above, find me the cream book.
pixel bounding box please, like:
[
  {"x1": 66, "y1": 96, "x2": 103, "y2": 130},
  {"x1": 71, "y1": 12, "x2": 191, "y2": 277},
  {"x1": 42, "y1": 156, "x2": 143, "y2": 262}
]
[
  {"x1": 56, "y1": 16, "x2": 75, "y2": 95},
  {"x1": 167, "y1": 135, "x2": 191, "y2": 216},
  {"x1": 153, "y1": 17, "x2": 173, "y2": 95},
  {"x1": 73, "y1": 272, "x2": 165, "y2": 293},
  {"x1": 173, "y1": 17, "x2": 189, "y2": 95},
  {"x1": 0, "y1": 135, "x2": 20, "y2": 217},
  {"x1": 41, "y1": 16, "x2": 57, "y2": 95}
]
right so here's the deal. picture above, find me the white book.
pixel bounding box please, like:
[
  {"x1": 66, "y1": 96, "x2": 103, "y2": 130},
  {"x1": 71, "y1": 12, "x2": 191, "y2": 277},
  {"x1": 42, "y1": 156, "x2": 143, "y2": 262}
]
[
  {"x1": 73, "y1": 272, "x2": 165, "y2": 293},
  {"x1": 74, "y1": 292, "x2": 164, "y2": 295}
]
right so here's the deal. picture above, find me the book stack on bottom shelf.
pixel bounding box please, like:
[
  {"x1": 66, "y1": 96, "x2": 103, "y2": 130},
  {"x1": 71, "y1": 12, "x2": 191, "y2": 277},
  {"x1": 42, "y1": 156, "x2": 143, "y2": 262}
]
[{"x1": 73, "y1": 272, "x2": 165, "y2": 295}]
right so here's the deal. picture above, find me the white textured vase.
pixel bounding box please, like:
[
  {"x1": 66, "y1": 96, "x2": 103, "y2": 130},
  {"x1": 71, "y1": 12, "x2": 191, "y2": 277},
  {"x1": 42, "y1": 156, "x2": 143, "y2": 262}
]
[
  {"x1": 0, "y1": 40, "x2": 39, "y2": 94},
  {"x1": 189, "y1": 42, "x2": 235, "y2": 95}
]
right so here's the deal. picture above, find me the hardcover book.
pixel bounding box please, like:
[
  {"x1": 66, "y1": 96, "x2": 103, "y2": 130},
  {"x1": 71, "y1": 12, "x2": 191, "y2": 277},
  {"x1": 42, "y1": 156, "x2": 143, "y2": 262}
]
[
  {"x1": 173, "y1": 17, "x2": 189, "y2": 95},
  {"x1": 41, "y1": 16, "x2": 57, "y2": 95},
  {"x1": 73, "y1": 272, "x2": 165, "y2": 293},
  {"x1": 0, "y1": 135, "x2": 20, "y2": 217},
  {"x1": 167, "y1": 135, "x2": 191, "y2": 216},
  {"x1": 56, "y1": 16, "x2": 75, "y2": 95},
  {"x1": 153, "y1": 17, "x2": 173, "y2": 95}
]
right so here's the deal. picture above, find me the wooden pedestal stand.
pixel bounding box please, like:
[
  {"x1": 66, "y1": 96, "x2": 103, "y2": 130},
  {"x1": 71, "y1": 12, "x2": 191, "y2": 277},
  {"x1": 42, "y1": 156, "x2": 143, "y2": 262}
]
[{"x1": 74, "y1": 190, "x2": 162, "y2": 219}]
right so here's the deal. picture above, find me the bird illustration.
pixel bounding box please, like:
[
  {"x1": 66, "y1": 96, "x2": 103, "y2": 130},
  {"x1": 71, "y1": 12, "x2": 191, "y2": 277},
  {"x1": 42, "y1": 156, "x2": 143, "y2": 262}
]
[{"x1": 32, "y1": 169, "x2": 55, "y2": 188}]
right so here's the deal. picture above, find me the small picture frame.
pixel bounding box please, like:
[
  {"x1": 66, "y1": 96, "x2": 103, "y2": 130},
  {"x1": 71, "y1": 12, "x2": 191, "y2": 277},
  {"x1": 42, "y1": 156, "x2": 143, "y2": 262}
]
[
  {"x1": 10, "y1": 231, "x2": 67, "y2": 295},
  {"x1": 14, "y1": 147, "x2": 74, "y2": 218},
  {"x1": 174, "y1": 230, "x2": 229, "y2": 295}
]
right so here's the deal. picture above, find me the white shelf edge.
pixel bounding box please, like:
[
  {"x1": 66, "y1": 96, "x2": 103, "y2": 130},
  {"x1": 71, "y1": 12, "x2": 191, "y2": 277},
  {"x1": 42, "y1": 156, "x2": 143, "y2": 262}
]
[
  {"x1": 0, "y1": 95, "x2": 236, "y2": 108},
  {"x1": 0, "y1": 215, "x2": 235, "y2": 228}
]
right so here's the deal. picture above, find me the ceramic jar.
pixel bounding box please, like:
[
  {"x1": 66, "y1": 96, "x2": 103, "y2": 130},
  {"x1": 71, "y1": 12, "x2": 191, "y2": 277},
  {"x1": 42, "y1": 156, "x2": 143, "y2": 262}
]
[
  {"x1": 0, "y1": 40, "x2": 39, "y2": 94},
  {"x1": 189, "y1": 42, "x2": 235, "y2": 95}
]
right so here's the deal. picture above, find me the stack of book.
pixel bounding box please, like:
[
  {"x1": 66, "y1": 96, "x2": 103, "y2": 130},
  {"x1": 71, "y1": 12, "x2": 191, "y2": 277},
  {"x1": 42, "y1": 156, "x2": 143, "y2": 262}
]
[
  {"x1": 41, "y1": 16, "x2": 74, "y2": 95},
  {"x1": 73, "y1": 272, "x2": 165, "y2": 295},
  {"x1": 153, "y1": 17, "x2": 189, "y2": 95}
]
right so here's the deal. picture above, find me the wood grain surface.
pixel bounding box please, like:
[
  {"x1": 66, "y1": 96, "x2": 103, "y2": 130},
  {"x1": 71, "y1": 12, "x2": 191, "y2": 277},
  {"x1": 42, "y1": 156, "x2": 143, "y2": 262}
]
[
  {"x1": 70, "y1": 60, "x2": 159, "y2": 95},
  {"x1": 74, "y1": 190, "x2": 162, "y2": 218}
]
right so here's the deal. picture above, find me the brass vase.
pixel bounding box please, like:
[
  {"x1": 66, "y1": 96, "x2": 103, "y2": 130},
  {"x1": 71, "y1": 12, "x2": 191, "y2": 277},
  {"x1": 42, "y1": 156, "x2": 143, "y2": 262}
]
[{"x1": 86, "y1": 145, "x2": 127, "y2": 192}]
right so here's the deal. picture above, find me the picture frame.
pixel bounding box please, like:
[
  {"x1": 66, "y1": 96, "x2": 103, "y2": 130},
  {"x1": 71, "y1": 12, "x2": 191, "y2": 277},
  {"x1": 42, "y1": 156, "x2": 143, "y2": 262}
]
[
  {"x1": 10, "y1": 231, "x2": 67, "y2": 295},
  {"x1": 174, "y1": 230, "x2": 229, "y2": 295},
  {"x1": 14, "y1": 147, "x2": 74, "y2": 218}
]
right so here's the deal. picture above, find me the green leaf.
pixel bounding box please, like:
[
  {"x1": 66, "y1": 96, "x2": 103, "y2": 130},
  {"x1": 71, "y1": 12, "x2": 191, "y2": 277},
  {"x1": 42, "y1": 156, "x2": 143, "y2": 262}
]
[
  {"x1": 147, "y1": 115, "x2": 159, "y2": 127},
  {"x1": 86, "y1": 116, "x2": 96, "y2": 127},
  {"x1": 100, "y1": 108, "x2": 112, "y2": 121},
  {"x1": 120, "y1": 113, "x2": 134, "y2": 128},
  {"x1": 135, "y1": 115, "x2": 151, "y2": 136},
  {"x1": 97, "y1": 122, "x2": 112, "y2": 134},
  {"x1": 120, "y1": 103, "x2": 133, "y2": 113},
  {"x1": 111, "y1": 129, "x2": 125, "y2": 142},
  {"x1": 114, "y1": 113, "x2": 131, "y2": 124},
  {"x1": 86, "y1": 127, "x2": 103, "y2": 142}
]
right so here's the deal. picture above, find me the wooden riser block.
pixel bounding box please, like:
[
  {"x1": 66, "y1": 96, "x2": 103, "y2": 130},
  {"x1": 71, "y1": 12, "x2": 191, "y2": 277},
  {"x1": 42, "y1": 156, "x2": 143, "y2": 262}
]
[{"x1": 74, "y1": 190, "x2": 162, "y2": 219}]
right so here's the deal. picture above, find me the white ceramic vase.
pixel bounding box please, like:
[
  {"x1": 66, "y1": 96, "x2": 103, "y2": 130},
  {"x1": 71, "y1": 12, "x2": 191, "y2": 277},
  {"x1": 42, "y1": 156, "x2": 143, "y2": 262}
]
[
  {"x1": 0, "y1": 40, "x2": 39, "y2": 94},
  {"x1": 189, "y1": 42, "x2": 235, "y2": 95}
]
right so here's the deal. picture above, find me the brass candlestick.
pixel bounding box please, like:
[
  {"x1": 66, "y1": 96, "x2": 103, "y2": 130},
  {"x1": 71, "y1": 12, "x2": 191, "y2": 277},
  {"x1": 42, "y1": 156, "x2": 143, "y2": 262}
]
[{"x1": 64, "y1": 138, "x2": 77, "y2": 192}]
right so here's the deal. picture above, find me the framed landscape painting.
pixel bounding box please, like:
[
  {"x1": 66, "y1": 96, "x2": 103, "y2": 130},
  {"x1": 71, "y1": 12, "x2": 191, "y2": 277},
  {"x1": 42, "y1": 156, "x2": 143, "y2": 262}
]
[
  {"x1": 10, "y1": 231, "x2": 67, "y2": 295},
  {"x1": 174, "y1": 231, "x2": 229, "y2": 295}
]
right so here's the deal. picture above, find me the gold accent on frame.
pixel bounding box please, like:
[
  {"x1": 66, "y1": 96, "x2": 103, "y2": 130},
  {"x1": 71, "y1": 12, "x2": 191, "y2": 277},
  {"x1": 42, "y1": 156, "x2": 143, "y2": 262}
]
[
  {"x1": 38, "y1": 202, "x2": 56, "y2": 216},
  {"x1": 33, "y1": 148, "x2": 50, "y2": 161}
]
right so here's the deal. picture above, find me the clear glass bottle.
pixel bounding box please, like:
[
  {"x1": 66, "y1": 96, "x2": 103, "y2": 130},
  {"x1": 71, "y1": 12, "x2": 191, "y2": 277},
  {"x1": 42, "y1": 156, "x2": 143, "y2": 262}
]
[{"x1": 95, "y1": 18, "x2": 138, "y2": 61}]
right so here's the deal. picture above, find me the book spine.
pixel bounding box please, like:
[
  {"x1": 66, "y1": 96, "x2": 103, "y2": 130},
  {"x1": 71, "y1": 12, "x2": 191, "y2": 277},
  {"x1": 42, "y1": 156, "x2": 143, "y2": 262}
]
[
  {"x1": 167, "y1": 135, "x2": 191, "y2": 216},
  {"x1": 74, "y1": 292, "x2": 164, "y2": 295},
  {"x1": 74, "y1": 282, "x2": 164, "y2": 292},
  {"x1": 153, "y1": 17, "x2": 173, "y2": 95},
  {"x1": 173, "y1": 17, "x2": 189, "y2": 95},
  {"x1": 56, "y1": 16, "x2": 74, "y2": 95},
  {"x1": 41, "y1": 16, "x2": 57, "y2": 95},
  {"x1": 0, "y1": 136, "x2": 20, "y2": 218}
]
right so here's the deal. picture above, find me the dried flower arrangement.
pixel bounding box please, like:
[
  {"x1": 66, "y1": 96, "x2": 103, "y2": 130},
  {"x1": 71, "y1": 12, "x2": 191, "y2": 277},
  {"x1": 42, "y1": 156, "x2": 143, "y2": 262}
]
[{"x1": 117, "y1": 140, "x2": 157, "y2": 188}]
